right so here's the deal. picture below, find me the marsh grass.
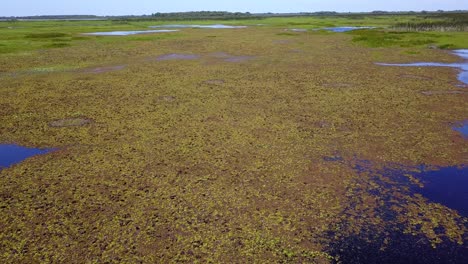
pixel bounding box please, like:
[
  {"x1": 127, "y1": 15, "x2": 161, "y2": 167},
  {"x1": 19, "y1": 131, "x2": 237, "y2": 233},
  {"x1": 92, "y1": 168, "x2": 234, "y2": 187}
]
[
  {"x1": 393, "y1": 13, "x2": 468, "y2": 32},
  {"x1": 394, "y1": 21, "x2": 468, "y2": 32},
  {"x1": 350, "y1": 29, "x2": 468, "y2": 49}
]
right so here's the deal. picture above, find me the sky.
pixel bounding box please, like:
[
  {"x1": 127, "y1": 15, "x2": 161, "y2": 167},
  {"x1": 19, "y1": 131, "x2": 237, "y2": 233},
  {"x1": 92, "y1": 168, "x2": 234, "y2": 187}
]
[{"x1": 1, "y1": 0, "x2": 467, "y2": 16}]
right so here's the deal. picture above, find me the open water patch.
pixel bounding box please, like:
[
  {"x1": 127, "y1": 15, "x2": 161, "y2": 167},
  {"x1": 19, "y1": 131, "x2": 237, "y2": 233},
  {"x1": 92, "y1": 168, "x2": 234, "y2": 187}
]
[
  {"x1": 352, "y1": 160, "x2": 468, "y2": 217},
  {"x1": 149, "y1": 24, "x2": 246, "y2": 29},
  {"x1": 453, "y1": 120, "x2": 468, "y2": 138},
  {"x1": 324, "y1": 158, "x2": 468, "y2": 263},
  {"x1": 326, "y1": 220, "x2": 468, "y2": 264},
  {"x1": 0, "y1": 144, "x2": 54, "y2": 169},
  {"x1": 377, "y1": 49, "x2": 468, "y2": 85},
  {"x1": 82, "y1": 30, "x2": 178, "y2": 36},
  {"x1": 413, "y1": 166, "x2": 468, "y2": 217},
  {"x1": 322, "y1": 26, "x2": 375, "y2": 32}
]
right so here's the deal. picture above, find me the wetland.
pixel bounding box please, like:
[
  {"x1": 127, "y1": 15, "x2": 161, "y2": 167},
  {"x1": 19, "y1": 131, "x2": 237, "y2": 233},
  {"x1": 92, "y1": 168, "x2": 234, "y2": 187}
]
[{"x1": 0, "y1": 13, "x2": 467, "y2": 263}]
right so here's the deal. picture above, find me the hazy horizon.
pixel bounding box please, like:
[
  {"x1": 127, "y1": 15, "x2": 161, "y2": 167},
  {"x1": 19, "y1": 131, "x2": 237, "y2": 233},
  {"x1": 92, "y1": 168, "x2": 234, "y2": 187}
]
[{"x1": 1, "y1": 0, "x2": 467, "y2": 17}]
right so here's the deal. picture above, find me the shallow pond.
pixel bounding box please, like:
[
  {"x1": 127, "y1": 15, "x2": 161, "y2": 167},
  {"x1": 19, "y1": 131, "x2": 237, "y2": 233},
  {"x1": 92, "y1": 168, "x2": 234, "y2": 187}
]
[
  {"x1": 0, "y1": 144, "x2": 54, "y2": 169},
  {"x1": 149, "y1": 24, "x2": 247, "y2": 29},
  {"x1": 83, "y1": 29, "x2": 178, "y2": 36},
  {"x1": 377, "y1": 49, "x2": 468, "y2": 85}
]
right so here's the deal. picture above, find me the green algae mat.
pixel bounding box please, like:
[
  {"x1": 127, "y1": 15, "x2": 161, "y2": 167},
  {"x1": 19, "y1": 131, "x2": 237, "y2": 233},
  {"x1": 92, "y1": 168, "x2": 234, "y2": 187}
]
[{"x1": 0, "y1": 18, "x2": 467, "y2": 263}]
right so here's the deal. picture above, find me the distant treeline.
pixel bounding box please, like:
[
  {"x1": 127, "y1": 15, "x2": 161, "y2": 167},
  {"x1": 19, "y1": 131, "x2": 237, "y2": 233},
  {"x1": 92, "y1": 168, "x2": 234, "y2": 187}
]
[
  {"x1": 393, "y1": 12, "x2": 468, "y2": 32},
  {"x1": 1, "y1": 10, "x2": 467, "y2": 22}
]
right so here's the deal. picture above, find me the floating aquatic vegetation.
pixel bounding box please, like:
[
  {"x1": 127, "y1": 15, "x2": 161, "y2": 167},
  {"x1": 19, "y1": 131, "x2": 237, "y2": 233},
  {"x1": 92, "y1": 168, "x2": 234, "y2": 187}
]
[{"x1": 1, "y1": 17, "x2": 466, "y2": 263}]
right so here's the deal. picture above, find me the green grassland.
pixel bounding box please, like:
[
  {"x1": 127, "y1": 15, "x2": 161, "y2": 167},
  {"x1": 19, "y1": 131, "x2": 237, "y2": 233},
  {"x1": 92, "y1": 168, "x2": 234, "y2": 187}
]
[{"x1": 0, "y1": 15, "x2": 467, "y2": 263}]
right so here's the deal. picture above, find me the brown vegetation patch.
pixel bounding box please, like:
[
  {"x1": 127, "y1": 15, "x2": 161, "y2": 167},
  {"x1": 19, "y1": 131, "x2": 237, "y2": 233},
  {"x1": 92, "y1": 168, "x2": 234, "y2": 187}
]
[
  {"x1": 209, "y1": 52, "x2": 231, "y2": 58},
  {"x1": 421, "y1": 90, "x2": 466, "y2": 95},
  {"x1": 0, "y1": 103, "x2": 16, "y2": 115},
  {"x1": 85, "y1": 65, "x2": 126, "y2": 74},
  {"x1": 273, "y1": 40, "x2": 293, "y2": 44},
  {"x1": 289, "y1": 49, "x2": 303, "y2": 53},
  {"x1": 158, "y1": 95, "x2": 176, "y2": 102},
  {"x1": 398, "y1": 74, "x2": 433, "y2": 80},
  {"x1": 208, "y1": 52, "x2": 256, "y2": 62},
  {"x1": 224, "y1": 56, "x2": 255, "y2": 63},
  {"x1": 155, "y1": 54, "x2": 200, "y2": 61},
  {"x1": 49, "y1": 117, "x2": 93, "y2": 127},
  {"x1": 204, "y1": 79, "x2": 225, "y2": 86},
  {"x1": 323, "y1": 82, "x2": 355, "y2": 88}
]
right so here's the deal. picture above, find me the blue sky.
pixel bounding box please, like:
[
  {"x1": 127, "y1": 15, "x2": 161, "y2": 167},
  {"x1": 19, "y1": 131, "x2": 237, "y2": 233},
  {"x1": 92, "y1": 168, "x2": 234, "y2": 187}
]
[{"x1": 2, "y1": 0, "x2": 467, "y2": 16}]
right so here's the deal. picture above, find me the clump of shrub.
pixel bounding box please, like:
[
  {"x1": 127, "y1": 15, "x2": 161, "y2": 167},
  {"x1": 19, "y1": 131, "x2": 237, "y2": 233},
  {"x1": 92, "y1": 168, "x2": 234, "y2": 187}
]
[
  {"x1": 351, "y1": 30, "x2": 436, "y2": 48},
  {"x1": 25, "y1": 32, "x2": 68, "y2": 39},
  {"x1": 393, "y1": 21, "x2": 468, "y2": 32}
]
